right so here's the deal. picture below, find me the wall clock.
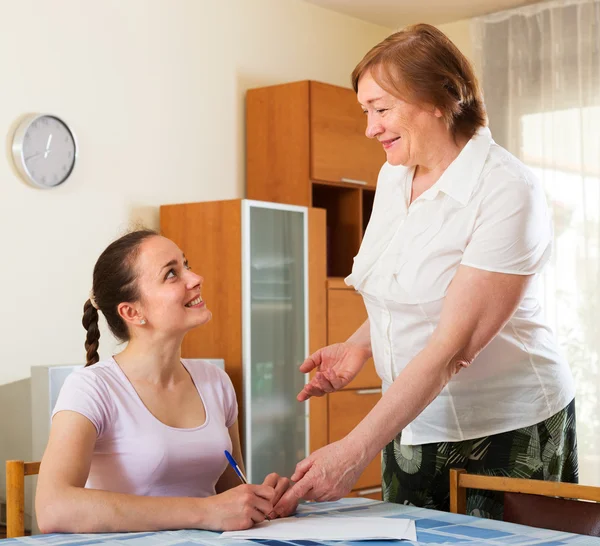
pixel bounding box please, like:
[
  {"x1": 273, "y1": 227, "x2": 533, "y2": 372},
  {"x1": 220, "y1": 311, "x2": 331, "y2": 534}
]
[{"x1": 12, "y1": 114, "x2": 77, "y2": 189}]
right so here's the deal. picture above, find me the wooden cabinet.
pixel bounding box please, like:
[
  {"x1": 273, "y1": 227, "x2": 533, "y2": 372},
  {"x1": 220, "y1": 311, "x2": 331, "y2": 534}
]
[
  {"x1": 310, "y1": 82, "x2": 383, "y2": 187},
  {"x1": 329, "y1": 390, "x2": 382, "y2": 493},
  {"x1": 327, "y1": 283, "x2": 379, "y2": 390},
  {"x1": 246, "y1": 80, "x2": 384, "y2": 499},
  {"x1": 160, "y1": 200, "x2": 328, "y2": 481},
  {"x1": 247, "y1": 80, "x2": 383, "y2": 278},
  {"x1": 247, "y1": 81, "x2": 383, "y2": 203},
  {"x1": 327, "y1": 281, "x2": 382, "y2": 498}
]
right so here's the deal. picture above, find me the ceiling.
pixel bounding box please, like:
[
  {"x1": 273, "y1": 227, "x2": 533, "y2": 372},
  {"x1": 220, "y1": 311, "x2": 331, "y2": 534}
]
[{"x1": 301, "y1": 0, "x2": 542, "y2": 27}]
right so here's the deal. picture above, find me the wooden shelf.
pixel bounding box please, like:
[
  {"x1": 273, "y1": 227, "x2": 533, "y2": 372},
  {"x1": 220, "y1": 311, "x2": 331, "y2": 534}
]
[
  {"x1": 311, "y1": 182, "x2": 375, "y2": 278},
  {"x1": 312, "y1": 183, "x2": 362, "y2": 277},
  {"x1": 362, "y1": 189, "x2": 375, "y2": 233},
  {"x1": 327, "y1": 277, "x2": 348, "y2": 289}
]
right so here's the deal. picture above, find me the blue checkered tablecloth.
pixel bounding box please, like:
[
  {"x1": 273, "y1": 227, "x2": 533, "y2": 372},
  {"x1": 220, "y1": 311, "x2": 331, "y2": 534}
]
[{"x1": 3, "y1": 498, "x2": 600, "y2": 545}]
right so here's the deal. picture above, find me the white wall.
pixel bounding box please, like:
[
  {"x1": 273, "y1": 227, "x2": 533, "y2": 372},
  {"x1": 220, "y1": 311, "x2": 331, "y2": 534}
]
[{"x1": 0, "y1": 0, "x2": 391, "y2": 510}]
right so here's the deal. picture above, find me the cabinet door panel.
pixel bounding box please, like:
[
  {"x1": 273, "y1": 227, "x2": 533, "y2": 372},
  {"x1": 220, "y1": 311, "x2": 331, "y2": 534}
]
[
  {"x1": 329, "y1": 390, "x2": 382, "y2": 490},
  {"x1": 327, "y1": 289, "x2": 380, "y2": 389},
  {"x1": 246, "y1": 204, "x2": 307, "y2": 484},
  {"x1": 310, "y1": 82, "x2": 383, "y2": 187}
]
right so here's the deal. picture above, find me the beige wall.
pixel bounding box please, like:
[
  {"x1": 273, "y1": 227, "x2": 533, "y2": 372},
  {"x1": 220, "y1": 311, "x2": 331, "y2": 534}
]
[
  {"x1": 438, "y1": 19, "x2": 475, "y2": 64},
  {"x1": 0, "y1": 0, "x2": 390, "y2": 509}
]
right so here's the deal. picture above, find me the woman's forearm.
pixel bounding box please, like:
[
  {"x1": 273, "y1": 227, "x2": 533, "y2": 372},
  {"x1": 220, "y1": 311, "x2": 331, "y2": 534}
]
[
  {"x1": 347, "y1": 319, "x2": 373, "y2": 357},
  {"x1": 37, "y1": 486, "x2": 212, "y2": 534},
  {"x1": 347, "y1": 342, "x2": 457, "y2": 461}
]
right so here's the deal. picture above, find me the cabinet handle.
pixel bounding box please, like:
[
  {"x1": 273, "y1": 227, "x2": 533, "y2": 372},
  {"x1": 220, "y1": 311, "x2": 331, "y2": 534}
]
[
  {"x1": 341, "y1": 177, "x2": 368, "y2": 186},
  {"x1": 357, "y1": 487, "x2": 383, "y2": 496},
  {"x1": 356, "y1": 388, "x2": 382, "y2": 395}
]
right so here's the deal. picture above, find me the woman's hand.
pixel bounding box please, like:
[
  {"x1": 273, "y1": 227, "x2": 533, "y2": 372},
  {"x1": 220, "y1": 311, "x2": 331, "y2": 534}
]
[
  {"x1": 272, "y1": 439, "x2": 370, "y2": 516},
  {"x1": 297, "y1": 343, "x2": 372, "y2": 401},
  {"x1": 262, "y1": 473, "x2": 297, "y2": 518},
  {"x1": 206, "y1": 483, "x2": 275, "y2": 531}
]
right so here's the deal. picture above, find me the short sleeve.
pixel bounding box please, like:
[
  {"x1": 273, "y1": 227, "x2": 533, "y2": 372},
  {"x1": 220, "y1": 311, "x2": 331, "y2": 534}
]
[
  {"x1": 52, "y1": 370, "x2": 112, "y2": 438},
  {"x1": 461, "y1": 176, "x2": 552, "y2": 275},
  {"x1": 216, "y1": 367, "x2": 238, "y2": 428}
]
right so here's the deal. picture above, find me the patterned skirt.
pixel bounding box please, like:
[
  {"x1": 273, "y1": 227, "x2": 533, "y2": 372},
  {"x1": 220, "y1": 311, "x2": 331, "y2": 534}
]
[{"x1": 382, "y1": 399, "x2": 579, "y2": 519}]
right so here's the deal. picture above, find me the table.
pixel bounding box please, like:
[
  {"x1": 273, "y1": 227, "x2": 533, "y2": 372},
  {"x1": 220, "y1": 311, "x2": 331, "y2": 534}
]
[{"x1": 3, "y1": 498, "x2": 600, "y2": 545}]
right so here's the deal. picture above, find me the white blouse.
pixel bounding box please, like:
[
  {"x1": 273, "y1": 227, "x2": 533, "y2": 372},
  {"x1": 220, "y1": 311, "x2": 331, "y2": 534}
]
[{"x1": 345, "y1": 126, "x2": 575, "y2": 446}]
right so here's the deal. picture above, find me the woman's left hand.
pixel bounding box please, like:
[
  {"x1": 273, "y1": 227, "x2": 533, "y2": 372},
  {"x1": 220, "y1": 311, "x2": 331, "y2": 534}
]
[
  {"x1": 262, "y1": 473, "x2": 296, "y2": 518},
  {"x1": 273, "y1": 439, "x2": 369, "y2": 517}
]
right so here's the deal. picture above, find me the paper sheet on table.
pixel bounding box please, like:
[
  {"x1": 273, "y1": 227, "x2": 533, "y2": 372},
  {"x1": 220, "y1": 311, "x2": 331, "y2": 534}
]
[{"x1": 220, "y1": 516, "x2": 417, "y2": 541}]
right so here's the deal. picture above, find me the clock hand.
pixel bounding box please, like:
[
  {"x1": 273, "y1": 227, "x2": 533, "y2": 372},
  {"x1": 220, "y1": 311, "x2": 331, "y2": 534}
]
[
  {"x1": 44, "y1": 133, "x2": 53, "y2": 159},
  {"x1": 24, "y1": 151, "x2": 44, "y2": 162}
]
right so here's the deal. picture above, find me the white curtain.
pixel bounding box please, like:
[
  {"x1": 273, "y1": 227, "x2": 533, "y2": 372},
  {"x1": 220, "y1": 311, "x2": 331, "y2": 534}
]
[{"x1": 473, "y1": 0, "x2": 600, "y2": 486}]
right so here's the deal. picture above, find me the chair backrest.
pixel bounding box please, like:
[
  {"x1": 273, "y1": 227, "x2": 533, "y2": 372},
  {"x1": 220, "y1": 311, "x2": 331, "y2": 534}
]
[
  {"x1": 5, "y1": 460, "x2": 41, "y2": 538},
  {"x1": 449, "y1": 468, "x2": 600, "y2": 537}
]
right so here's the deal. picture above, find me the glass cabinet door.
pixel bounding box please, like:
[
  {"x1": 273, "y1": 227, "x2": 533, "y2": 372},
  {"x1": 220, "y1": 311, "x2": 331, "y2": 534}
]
[{"x1": 243, "y1": 202, "x2": 307, "y2": 483}]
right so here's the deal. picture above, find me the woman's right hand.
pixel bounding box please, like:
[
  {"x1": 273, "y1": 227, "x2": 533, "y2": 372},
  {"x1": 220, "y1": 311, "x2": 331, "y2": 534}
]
[
  {"x1": 297, "y1": 342, "x2": 372, "y2": 401},
  {"x1": 205, "y1": 483, "x2": 275, "y2": 531}
]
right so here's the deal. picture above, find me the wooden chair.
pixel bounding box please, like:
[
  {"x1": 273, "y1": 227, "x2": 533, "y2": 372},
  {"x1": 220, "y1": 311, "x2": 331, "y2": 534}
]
[
  {"x1": 5, "y1": 460, "x2": 41, "y2": 538},
  {"x1": 450, "y1": 468, "x2": 600, "y2": 536}
]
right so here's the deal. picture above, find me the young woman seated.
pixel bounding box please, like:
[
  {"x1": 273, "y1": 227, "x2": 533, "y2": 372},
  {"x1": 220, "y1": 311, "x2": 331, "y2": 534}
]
[{"x1": 36, "y1": 230, "x2": 296, "y2": 533}]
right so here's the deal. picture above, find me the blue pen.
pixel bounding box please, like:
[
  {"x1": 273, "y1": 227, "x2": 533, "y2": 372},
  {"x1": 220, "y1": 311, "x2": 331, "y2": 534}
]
[
  {"x1": 224, "y1": 450, "x2": 271, "y2": 520},
  {"x1": 224, "y1": 450, "x2": 248, "y2": 484}
]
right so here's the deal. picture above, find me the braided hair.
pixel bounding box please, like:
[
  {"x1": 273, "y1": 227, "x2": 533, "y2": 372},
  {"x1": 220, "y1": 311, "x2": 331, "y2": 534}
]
[{"x1": 82, "y1": 229, "x2": 157, "y2": 366}]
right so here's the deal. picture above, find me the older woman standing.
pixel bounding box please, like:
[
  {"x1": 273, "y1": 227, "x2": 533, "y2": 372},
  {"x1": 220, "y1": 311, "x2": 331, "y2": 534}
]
[{"x1": 275, "y1": 24, "x2": 577, "y2": 519}]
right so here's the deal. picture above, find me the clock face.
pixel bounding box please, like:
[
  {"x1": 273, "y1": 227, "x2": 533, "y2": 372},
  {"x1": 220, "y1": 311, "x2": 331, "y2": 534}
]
[{"x1": 14, "y1": 115, "x2": 77, "y2": 189}]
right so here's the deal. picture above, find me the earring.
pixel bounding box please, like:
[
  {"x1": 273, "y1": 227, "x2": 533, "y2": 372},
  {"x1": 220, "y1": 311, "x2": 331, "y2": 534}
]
[{"x1": 140, "y1": 319, "x2": 146, "y2": 325}]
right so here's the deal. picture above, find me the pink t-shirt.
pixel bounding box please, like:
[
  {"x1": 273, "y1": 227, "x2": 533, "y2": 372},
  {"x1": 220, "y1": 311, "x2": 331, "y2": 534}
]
[{"x1": 52, "y1": 358, "x2": 238, "y2": 498}]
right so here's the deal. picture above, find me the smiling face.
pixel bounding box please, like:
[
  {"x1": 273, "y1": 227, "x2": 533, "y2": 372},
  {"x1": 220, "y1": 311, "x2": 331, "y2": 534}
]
[
  {"x1": 357, "y1": 70, "x2": 443, "y2": 167},
  {"x1": 122, "y1": 236, "x2": 212, "y2": 336}
]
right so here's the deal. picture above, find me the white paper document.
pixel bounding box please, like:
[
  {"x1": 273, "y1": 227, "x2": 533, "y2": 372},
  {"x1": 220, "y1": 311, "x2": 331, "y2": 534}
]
[{"x1": 220, "y1": 516, "x2": 417, "y2": 541}]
